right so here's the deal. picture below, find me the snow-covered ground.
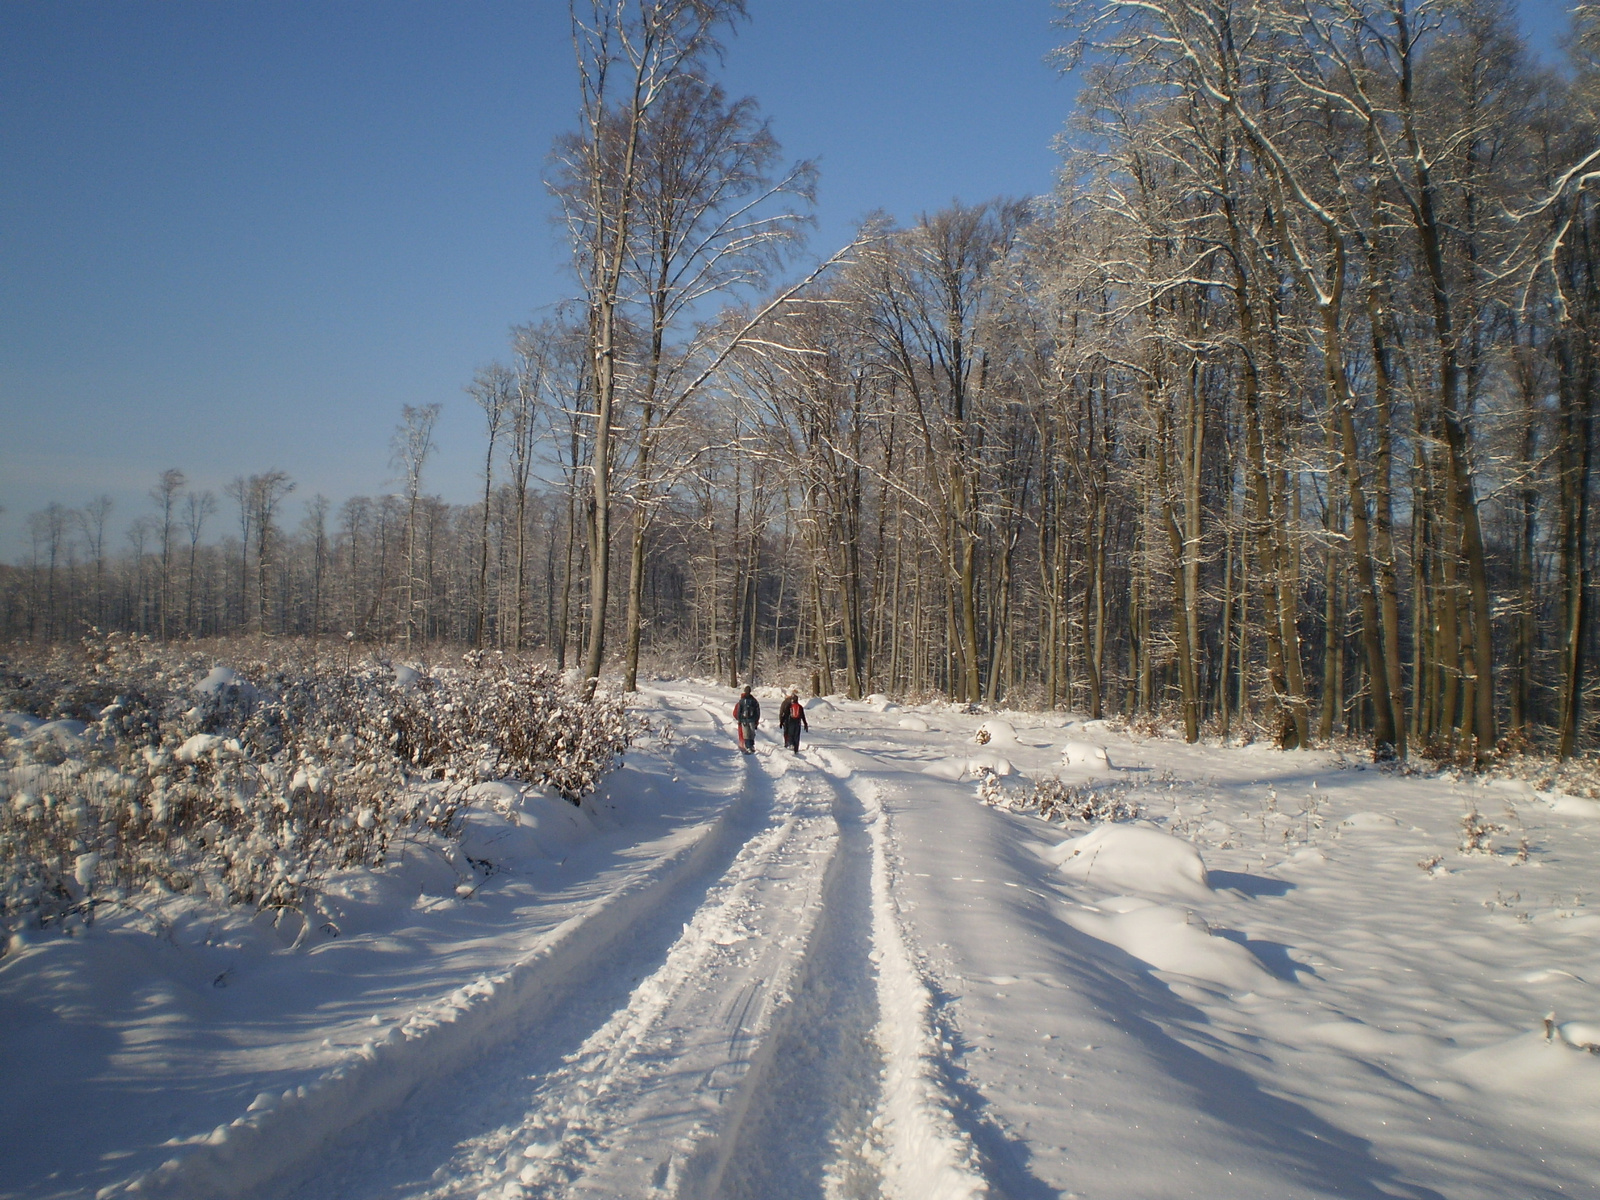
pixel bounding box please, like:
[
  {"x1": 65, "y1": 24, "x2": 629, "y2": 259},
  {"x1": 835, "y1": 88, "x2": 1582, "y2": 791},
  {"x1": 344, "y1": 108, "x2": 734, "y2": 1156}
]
[{"x1": 5, "y1": 681, "x2": 1600, "y2": 1199}]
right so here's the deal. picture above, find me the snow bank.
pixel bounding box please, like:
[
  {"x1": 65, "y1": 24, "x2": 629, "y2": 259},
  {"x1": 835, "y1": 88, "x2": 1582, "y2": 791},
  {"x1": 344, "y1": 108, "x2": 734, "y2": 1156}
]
[
  {"x1": 1543, "y1": 792, "x2": 1600, "y2": 819},
  {"x1": 99, "y1": 778, "x2": 757, "y2": 1200},
  {"x1": 806, "y1": 697, "x2": 835, "y2": 717},
  {"x1": 1051, "y1": 823, "x2": 1212, "y2": 902},
  {"x1": 867, "y1": 792, "x2": 987, "y2": 1199},
  {"x1": 456, "y1": 782, "x2": 602, "y2": 865},
  {"x1": 898, "y1": 715, "x2": 930, "y2": 732},
  {"x1": 865, "y1": 693, "x2": 899, "y2": 713},
  {"x1": 1062, "y1": 898, "x2": 1272, "y2": 992}
]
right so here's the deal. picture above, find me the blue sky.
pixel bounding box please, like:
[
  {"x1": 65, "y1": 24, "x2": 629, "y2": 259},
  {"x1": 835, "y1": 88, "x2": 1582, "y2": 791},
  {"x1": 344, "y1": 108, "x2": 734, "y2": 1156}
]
[{"x1": 0, "y1": 0, "x2": 1577, "y2": 562}]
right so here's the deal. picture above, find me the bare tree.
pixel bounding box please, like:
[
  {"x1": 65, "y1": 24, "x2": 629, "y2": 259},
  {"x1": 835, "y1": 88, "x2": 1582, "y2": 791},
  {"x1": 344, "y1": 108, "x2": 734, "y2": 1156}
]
[
  {"x1": 150, "y1": 468, "x2": 185, "y2": 641},
  {"x1": 249, "y1": 471, "x2": 296, "y2": 633},
  {"x1": 183, "y1": 490, "x2": 216, "y2": 636},
  {"x1": 392, "y1": 404, "x2": 440, "y2": 651},
  {"x1": 304, "y1": 495, "x2": 330, "y2": 643},
  {"x1": 468, "y1": 364, "x2": 514, "y2": 647},
  {"x1": 614, "y1": 73, "x2": 816, "y2": 690},
  {"x1": 554, "y1": 0, "x2": 747, "y2": 694},
  {"x1": 78, "y1": 495, "x2": 112, "y2": 629}
]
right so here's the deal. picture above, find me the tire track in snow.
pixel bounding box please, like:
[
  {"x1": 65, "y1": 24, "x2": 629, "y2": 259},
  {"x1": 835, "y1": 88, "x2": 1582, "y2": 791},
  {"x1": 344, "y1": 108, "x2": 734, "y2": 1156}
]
[
  {"x1": 439, "y1": 761, "x2": 834, "y2": 1199},
  {"x1": 675, "y1": 728, "x2": 990, "y2": 1200},
  {"x1": 356, "y1": 700, "x2": 844, "y2": 1200},
  {"x1": 675, "y1": 747, "x2": 884, "y2": 1200},
  {"x1": 823, "y1": 750, "x2": 989, "y2": 1200},
  {"x1": 244, "y1": 697, "x2": 803, "y2": 1200}
]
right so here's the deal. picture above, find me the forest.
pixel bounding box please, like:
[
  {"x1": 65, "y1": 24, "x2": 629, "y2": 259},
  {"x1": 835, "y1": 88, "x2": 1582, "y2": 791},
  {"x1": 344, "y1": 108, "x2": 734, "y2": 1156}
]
[{"x1": 8, "y1": 0, "x2": 1600, "y2": 767}]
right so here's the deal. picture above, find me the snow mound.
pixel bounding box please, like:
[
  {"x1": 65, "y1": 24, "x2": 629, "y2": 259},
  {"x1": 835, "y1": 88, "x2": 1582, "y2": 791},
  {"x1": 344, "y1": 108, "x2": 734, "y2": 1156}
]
[
  {"x1": 806, "y1": 697, "x2": 835, "y2": 716},
  {"x1": 1, "y1": 712, "x2": 43, "y2": 738},
  {"x1": 969, "y1": 751, "x2": 1014, "y2": 777},
  {"x1": 1279, "y1": 847, "x2": 1329, "y2": 869},
  {"x1": 23, "y1": 719, "x2": 88, "y2": 748},
  {"x1": 1521, "y1": 968, "x2": 1587, "y2": 984},
  {"x1": 196, "y1": 665, "x2": 248, "y2": 696},
  {"x1": 1052, "y1": 823, "x2": 1212, "y2": 902},
  {"x1": 460, "y1": 781, "x2": 598, "y2": 863},
  {"x1": 1338, "y1": 812, "x2": 1401, "y2": 831},
  {"x1": 897, "y1": 715, "x2": 930, "y2": 732},
  {"x1": 865, "y1": 693, "x2": 899, "y2": 712},
  {"x1": 1545, "y1": 793, "x2": 1600, "y2": 819},
  {"x1": 1455, "y1": 1029, "x2": 1600, "y2": 1107},
  {"x1": 976, "y1": 718, "x2": 1017, "y2": 746},
  {"x1": 1062, "y1": 898, "x2": 1272, "y2": 992},
  {"x1": 922, "y1": 753, "x2": 1015, "y2": 781},
  {"x1": 1061, "y1": 741, "x2": 1112, "y2": 770},
  {"x1": 394, "y1": 663, "x2": 421, "y2": 688},
  {"x1": 1551, "y1": 1018, "x2": 1600, "y2": 1051},
  {"x1": 175, "y1": 734, "x2": 235, "y2": 763}
]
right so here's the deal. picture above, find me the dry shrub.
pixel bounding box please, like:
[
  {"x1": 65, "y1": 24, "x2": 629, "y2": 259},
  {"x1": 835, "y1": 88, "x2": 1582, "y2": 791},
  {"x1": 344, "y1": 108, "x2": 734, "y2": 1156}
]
[
  {"x1": 0, "y1": 634, "x2": 628, "y2": 938},
  {"x1": 1023, "y1": 775, "x2": 1139, "y2": 824}
]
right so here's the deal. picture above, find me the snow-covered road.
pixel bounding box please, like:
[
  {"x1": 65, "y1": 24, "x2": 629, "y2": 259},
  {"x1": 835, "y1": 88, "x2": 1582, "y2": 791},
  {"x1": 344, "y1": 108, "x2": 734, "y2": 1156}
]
[
  {"x1": 249, "y1": 687, "x2": 986, "y2": 1200},
  {"x1": 9, "y1": 681, "x2": 1600, "y2": 1199}
]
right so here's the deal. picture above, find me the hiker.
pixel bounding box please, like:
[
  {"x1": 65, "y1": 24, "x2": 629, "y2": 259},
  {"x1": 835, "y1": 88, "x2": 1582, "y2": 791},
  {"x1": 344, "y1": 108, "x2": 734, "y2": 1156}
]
[
  {"x1": 778, "y1": 689, "x2": 809, "y2": 753},
  {"x1": 733, "y1": 685, "x2": 761, "y2": 754}
]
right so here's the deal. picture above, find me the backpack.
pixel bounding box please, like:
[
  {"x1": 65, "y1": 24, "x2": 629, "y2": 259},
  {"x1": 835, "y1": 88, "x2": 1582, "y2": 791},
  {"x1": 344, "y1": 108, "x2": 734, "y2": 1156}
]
[{"x1": 736, "y1": 694, "x2": 759, "y2": 721}]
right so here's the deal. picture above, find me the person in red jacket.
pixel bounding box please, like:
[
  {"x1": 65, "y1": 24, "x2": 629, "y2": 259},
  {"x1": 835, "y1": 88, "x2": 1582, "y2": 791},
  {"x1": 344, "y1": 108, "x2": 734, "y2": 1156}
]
[
  {"x1": 778, "y1": 689, "x2": 809, "y2": 753},
  {"x1": 733, "y1": 685, "x2": 761, "y2": 753}
]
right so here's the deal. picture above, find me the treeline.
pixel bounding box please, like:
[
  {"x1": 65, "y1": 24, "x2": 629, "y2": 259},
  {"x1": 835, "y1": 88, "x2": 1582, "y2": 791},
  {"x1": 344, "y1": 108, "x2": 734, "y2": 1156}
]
[{"x1": 9, "y1": 0, "x2": 1600, "y2": 764}]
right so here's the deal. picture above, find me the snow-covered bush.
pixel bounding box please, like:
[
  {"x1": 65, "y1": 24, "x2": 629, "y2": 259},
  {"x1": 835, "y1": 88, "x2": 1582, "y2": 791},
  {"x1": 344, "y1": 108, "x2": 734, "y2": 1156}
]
[
  {"x1": 1458, "y1": 806, "x2": 1508, "y2": 855},
  {"x1": 0, "y1": 635, "x2": 628, "y2": 939},
  {"x1": 976, "y1": 768, "x2": 1005, "y2": 806},
  {"x1": 1024, "y1": 775, "x2": 1139, "y2": 824}
]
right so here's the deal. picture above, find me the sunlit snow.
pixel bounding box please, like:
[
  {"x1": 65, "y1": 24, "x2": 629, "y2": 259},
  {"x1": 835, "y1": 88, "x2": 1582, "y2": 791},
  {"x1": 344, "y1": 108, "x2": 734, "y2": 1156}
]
[{"x1": 4, "y1": 682, "x2": 1600, "y2": 1199}]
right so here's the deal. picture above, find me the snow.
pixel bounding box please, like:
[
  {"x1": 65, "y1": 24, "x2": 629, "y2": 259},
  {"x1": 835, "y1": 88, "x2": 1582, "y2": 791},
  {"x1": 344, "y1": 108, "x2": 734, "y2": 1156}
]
[
  {"x1": 975, "y1": 718, "x2": 1017, "y2": 746},
  {"x1": 1337, "y1": 810, "x2": 1403, "y2": 830},
  {"x1": 23, "y1": 717, "x2": 88, "y2": 748},
  {"x1": 1051, "y1": 821, "x2": 1213, "y2": 902},
  {"x1": 1, "y1": 711, "x2": 43, "y2": 738},
  {"x1": 921, "y1": 752, "x2": 1015, "y2": 781},
  {"x1": 1544, "y1": 792, "x2": 1600, "y2": 819},
  {"x1": 196, "y1": 664, "x2": 262, "y2": 706},
  {"x1": 5, "y1": 684, "x2": 1600, "y2": 1199},
  {"x1": 174, "y1": 732, "x2": 227, "y2": 762},
  {"x1": 1060, "y1": 898, "x2": 1273, "y2": 993},
  {"x1": 1061, "y1": 739, "x2": 1112, "y2": 770},
  {"x1": 196, "y1": 665, "x2": 243, "y2": 694}
]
